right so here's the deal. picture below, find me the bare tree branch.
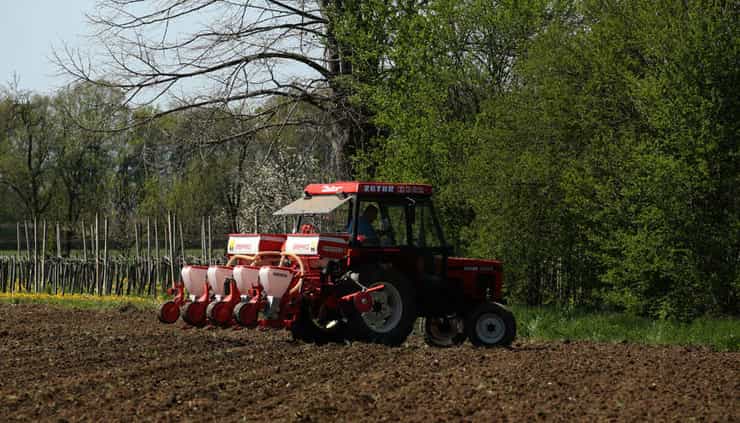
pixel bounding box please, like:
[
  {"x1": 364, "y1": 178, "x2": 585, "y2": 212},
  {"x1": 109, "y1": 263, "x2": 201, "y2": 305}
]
[{"x1": 55, "y1": 0, "x2": 377, "y2": 177}]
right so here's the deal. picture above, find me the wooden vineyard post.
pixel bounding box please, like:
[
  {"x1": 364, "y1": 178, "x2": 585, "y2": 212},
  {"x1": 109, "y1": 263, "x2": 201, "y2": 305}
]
[
  {"x1": 56, "y1": 223, "x2": 61, "y2": 258},
  {"x1": 59, "y1": 259, "x2": 64, "y2": 295},
  {"x1": 103, "y1": 218, "x2": 109, "y2": 295},
  {"x1": 125, "y1": 261, "x2": 132, "y2": 296},
  {"x1": 33, "y1": 217, "x2": 38, "y2": 293},
  {"x1": 9, "y1": 256, "x2": 13, "y2": 294},
  {"x1": 14, "y1": 222, "x2": 19, "y2": 293},
  {"x1": 133, "y1": 221, "x2": 140, "y2": 295},
  {"x1": 201, "y1": 216, "x2": 206, "y2": 264},
  {"x1": 95, "y1": 214, "x2": 100, "y2": 295},
  {"x1": 41, "y1": 220, "x2": 47, "y2": 293},
  {"x1": 24, "y1": 221, "x2": 30, "y2": 259},
  {"x1": 154, "y1": 217, "x2": 160, "y2": 297},
  {"x1": 146, "y1": 217, "x2": 152, "y2": 295},
  {"x1": 163, "y1": 215, "x2": 168, "y2": 286},
  {"x1": 55, "y1": 223, "x2": 61, "y2": 293},
  {"x1": 89, "y1": 224, "x2": 95, "y2": 293},
  {"x1": 167, "y1": 212, "x2": 175, "y2": 290},
  {"x1": 148, "y1": 221, "x2": 152, "y2": 295},
  {"x1": 178, "y1": 216, "x2": 185, "y2": 266},
  {"x1": 81, "y1": 219, "x2": 87, "y2": 261},
  {"x1": 167, "y1": 213, "x2": 172, "y2": 288},
  {"x1": 207, "y1": 216, "x2": 212, "y2": 265}
]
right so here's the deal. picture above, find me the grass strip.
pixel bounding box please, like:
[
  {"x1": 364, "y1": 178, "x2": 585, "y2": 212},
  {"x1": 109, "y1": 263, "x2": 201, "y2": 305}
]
[
  {"x1": 0, "y1": 292, "x2": 159, "y2": 311},
  {"x1": 512, "y1": 305, "x2": 739, "y2": 352}
]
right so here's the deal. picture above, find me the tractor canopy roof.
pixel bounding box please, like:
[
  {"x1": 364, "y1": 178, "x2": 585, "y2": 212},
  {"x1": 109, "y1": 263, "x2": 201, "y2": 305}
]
[
  {"x1": 273, "y1": 182, "x2": 433, "y2": 216},
  {"x1": 303, "y1": 181, "x2": 433, "y2": 196}
]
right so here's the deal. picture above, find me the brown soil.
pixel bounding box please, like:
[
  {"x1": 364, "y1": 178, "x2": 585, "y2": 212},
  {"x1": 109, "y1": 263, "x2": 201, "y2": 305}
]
[{"x1": 0, "y1": 304, "x2": 737, "y2": 422}]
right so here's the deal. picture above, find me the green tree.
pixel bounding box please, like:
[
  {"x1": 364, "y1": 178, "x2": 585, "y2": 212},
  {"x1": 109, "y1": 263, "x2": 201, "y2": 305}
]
[
  {"x1": 338, "y1": 0, "x2": 549, "y2": 250},
  {"x1": 338, "y1": 0, "x2": 738, "y2": 319},
  {"x1": 475, "y1": 0, "x2": 739, "y2": 317},
  {"x1": 0, "y1": 87, "x2": 58, "y2": 219},
  {"x1": 53, "y1": 83, "x2": 126, "y2": 252}
]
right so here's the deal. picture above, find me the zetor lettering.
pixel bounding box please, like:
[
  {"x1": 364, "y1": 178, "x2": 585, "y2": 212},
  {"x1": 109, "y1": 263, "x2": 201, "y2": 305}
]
[{"x1": 158, "y1": 181, "x2": 516, "y2": 348}]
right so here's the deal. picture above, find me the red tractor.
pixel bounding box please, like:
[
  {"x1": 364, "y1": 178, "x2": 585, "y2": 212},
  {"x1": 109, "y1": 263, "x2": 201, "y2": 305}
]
[{"x1": 159, "y1": 181, "x2": 516, "y2": 347}]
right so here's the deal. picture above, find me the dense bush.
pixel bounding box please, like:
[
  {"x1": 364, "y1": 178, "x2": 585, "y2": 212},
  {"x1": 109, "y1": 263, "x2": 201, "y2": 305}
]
[{"x1": 339, "y1": 0, "x2": 738, "y2": 319}]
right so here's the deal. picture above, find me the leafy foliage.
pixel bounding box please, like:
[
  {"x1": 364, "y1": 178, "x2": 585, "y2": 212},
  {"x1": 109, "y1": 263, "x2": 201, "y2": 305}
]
[{"x1": 340, "y1": 0, "x2": 739, "y2": 319}]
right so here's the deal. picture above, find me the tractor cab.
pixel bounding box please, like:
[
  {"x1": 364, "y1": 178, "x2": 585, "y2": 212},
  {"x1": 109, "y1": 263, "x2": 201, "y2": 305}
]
[{"x1": 274, "y1": 182, "x2": 449, "y2": 282}]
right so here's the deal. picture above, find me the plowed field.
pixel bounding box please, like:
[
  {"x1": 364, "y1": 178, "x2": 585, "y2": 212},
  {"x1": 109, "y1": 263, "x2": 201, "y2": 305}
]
[{"x1": 0, "y1": 303, "x2": 737, "y2": 422}]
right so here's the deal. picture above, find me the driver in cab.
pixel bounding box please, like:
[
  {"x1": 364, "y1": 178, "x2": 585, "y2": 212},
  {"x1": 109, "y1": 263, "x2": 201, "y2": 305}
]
[{"x1": 348, "y1": 205, "x2": 379, "y2": 245}]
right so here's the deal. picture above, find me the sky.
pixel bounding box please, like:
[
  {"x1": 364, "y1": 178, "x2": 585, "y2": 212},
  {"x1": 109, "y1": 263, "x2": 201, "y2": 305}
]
[
  {"x1": 0, "y1": 1, "x2": 318, "y2": 105},
  {"x1": 0, "y1": 0, "x2": 97, "y2": 95}
]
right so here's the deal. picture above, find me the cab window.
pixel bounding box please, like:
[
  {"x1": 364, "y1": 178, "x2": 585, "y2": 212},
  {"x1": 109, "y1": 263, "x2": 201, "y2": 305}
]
[
  {"x1": 411, "y1": 203, "x2": 444, "y2": 248},
  {"x1": 297, "y1": 199, "x2": 353, "y2": 233},
  {"x1": 352, "y1": 200, "x2": 411, "y2": 247}
]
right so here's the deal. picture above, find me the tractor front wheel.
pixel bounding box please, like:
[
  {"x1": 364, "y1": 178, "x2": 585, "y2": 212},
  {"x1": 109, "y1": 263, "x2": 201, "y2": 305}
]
[
  {"x1": 347, "y1": 269, "x2": 416, "y2": 346},
  {"x1": 465, "y1": 302, "x2": 516, "y2": 347}
]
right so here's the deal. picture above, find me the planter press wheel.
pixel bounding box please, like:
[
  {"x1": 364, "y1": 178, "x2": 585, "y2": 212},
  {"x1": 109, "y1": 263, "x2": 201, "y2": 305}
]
[
  {"x1": 233, "y1": 302, "x2": 258, "y2": 328},
  {"x1": 291, "y1": 299, "x2": 344, "y2": 345},
  {"x1": 420, "y1": 315, "x2": 466, "y2": 347},
  {"x1": 157, "y1": 301, "x2": 181, "y2": 324},
  {"x1": 207, "y1": 301, "x2": 233, "y2": 328},
  {"x1": 465, "y1": 302, "x2": 516, "y2": 347},
  {"x1": 182, "y1": 301, "x2": 208, "y2": 328}
]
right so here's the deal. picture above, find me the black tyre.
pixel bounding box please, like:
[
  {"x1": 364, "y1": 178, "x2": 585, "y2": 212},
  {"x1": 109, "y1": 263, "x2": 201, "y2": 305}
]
[
  {"x1": 347, "y1": 269, "x2": 416, "y2": 346},
  {"x1": 182, "y1": 301, "x2": 207, "y2": 327},
  {"x1": 465, "y1": 302, "x2": 516, "y2": 347},
  {"x1": 420, "y1": 316, "x2": 466, "y2": 347},
  {"x1": 291, "y1": 299, "x2": 344, "y2": 345}
]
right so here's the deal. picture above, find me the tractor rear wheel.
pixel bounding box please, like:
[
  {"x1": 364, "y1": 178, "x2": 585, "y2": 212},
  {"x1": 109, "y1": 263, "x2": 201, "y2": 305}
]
[
  {"x1": 157, "y1": 301, "x2": 180, "y2": 324},
  {"x1": 465, "y1": 302, "x2": 516, "y2": 347},
  {"x1": 347, "y1": 269, "x2": 416, "y2": 346},
  {"x1": 420, "y1": 315, "x2": 466, "y2": 347},
  {"x1": 182, "y1": 301, "x2": 207, "y2": 327}
]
